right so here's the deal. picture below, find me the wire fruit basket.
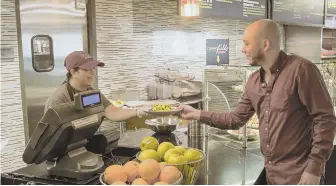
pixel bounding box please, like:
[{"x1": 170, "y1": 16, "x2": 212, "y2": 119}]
[{"x1": 135, "y1": 148, "x2": 205, "y2": 185}]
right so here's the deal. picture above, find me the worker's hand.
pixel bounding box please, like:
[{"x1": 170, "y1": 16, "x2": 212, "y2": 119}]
[
  {"x1": 136, "y1": 107, "x2": 150, "y2": 118},
  {"x1": 298, "y1": 172, "x2": 321, "y2": 185},
  {"x1": 178, "y1": 104, "x2": 201, "y2": 120}
]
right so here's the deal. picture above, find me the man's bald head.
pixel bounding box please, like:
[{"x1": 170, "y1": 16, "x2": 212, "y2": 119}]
[
  {"x1": 242, "y1": 19, "x2": 282, "y2": 66},
  {"x1": 246, "y1": 19, "x2": 281, "y2": 50}
]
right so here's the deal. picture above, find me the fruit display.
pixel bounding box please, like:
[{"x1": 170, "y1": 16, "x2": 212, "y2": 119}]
[
  {"x1": 101, "y1": 136, "x2": 204, "y2": 185},
  {"x1": 151, "y1": 104, "x2": 172, "y2": 111},
  {"x1": 102, "y1": 159, "x2": 182, "y2": 185},
  {"x1": 136, "y1": 137, "x2": 204, "y2": 185},
  {"x1": 137, "y1": 137, "x2": 203, "y2": 164}
]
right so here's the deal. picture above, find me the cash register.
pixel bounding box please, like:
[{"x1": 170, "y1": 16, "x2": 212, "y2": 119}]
[{"x1": 22, "y1": 90, "x2": 119, "y2": 181}]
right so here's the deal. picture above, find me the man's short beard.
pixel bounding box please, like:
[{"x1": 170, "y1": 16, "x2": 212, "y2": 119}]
[{"x1": 250, "y1": 49, "x2": 265, "y2": 66}]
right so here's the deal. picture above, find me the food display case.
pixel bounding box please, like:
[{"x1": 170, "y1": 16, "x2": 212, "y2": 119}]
[
  {"x1": 322, "y1": 28, "x2": 336, "y2": 59},
  {"x1": 202, "y1": 62, "x2": 336, "y2": 148},
  {"x1": 202, "y1": 65, "x2": 259, "y2": 149},
  {"x1": 323, "y1": 0, "x2": 336, "y2": 59},
  {"x1": 316, "y1": 61, "x2": 336, "y2": 109}
]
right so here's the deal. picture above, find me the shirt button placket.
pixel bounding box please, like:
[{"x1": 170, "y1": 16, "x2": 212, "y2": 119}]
[{"x1": 263, "y1": 89, "x2": 273, "y2": 183}]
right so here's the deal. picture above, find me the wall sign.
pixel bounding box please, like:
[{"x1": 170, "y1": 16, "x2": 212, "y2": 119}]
[
  {"x1": 206, "y1": 39, "x2": 229, "y2": 66},
  {"x1": 178, "y1": 0, "x2": 267, "y2": 21},
  {"x1": 271, "y1": 0, "x2": 325, "y2": 26}
]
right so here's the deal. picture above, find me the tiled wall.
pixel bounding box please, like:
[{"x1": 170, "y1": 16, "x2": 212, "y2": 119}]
[
  {"x1": 95, "y1": 0, "x2": 271, "y2": 100},
  {"x1": 1, "y1": 0, "x2": 26, "y2": 172},
  {"x1": 94, "y1": 0, "x2": 285, "y2": 113}
]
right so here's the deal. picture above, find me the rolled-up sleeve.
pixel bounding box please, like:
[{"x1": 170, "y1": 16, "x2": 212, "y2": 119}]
[{"x1": 297, "y1": 61, "x2": 336, "y2": 176}]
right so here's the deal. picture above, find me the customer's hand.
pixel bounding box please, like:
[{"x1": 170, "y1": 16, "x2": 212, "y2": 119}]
[
  {"x1": 298, "y1": 172, "x2": 321, "y2": 185},
  {"x1": 178, "y1": 105, "x2": 201, "y2": 120}
]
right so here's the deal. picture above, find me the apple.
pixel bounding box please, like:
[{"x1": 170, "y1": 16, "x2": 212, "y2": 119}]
[
  {"x1": 138, "y1": 149, "x2": 161, "y2": 162},
  {"x1": 174, "y1": 146, "x2": 186, "y2": 154},
  {"x1": 163, "y1": 149, "x2": 182, "y2": 162},
  {"x1": 166, "y1": 154, "x2": 187, "y2": 171},
  {"x1": 184, "y1": 148, "x2": 202, "y2": 162},
  {"x1": 140, "y1": 136, "x2": 159, "y2": 151},
  {"x1": 157, "y1": 142, "x2": 175, "y2": 158},
  {"x1": 166, "y1": 154, "x2": 188, "y2": 165}
]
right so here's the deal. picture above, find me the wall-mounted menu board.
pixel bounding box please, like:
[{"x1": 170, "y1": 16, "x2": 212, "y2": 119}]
[
  {"x1": 271, "y1": 0, "x2": 325, "y2": 26},
  {"x1": 178, "y1": 0, "x2": 267, "y2": 21},
  {"x1": 327, "y1": 0, "x2": 336, "y2": 15}
]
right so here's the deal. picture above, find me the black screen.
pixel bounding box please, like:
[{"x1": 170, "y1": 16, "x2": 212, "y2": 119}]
[
  {"x1": 272, "y1": 0, "x2": 325, "y2": 26},
  {"x1": 179, "y1": 0, "x2": 267, "y2": 21}
]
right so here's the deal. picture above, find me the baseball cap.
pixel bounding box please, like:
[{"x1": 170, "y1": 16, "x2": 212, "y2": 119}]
[{"x1": 64, "y1": 51, "x2": 105, "y2": 71}]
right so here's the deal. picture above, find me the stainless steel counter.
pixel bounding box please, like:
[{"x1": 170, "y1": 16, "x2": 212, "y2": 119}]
[{"x1": 118, "y1": 128, "x2": 264, "y2": 185}]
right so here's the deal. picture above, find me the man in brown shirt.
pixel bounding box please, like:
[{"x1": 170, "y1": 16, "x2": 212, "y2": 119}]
[{"x1": 179, "y1": 19, "x2": 336, "y2": 185}]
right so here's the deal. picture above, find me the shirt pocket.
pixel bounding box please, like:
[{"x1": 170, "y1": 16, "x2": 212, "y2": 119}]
[{"x1": 271, "y1": 88, "x2": 294, "y2": 111}]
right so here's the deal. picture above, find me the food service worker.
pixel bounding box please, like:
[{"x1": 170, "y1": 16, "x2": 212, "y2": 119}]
[
  {"x1": 44, "y1": 51, "x2": 146, "y2": 120},
  {"x1": 179, "y1": 19, "x2": 336, "y2": 185}
]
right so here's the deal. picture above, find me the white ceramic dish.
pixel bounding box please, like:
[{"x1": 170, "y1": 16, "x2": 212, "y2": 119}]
[{"x1": 227, "y1": 129, "x2": 259, "y2": 140}]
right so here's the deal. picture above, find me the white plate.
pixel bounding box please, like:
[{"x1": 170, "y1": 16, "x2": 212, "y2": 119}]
[
  {"x1": 227, "y1": 129, "x2": 259, "y2": 140},
  {"x1": 125, "y1": 101, "x2": 147, "y2": 107}
]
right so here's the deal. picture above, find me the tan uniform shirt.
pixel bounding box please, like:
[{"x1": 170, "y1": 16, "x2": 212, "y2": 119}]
[
  {"x1": 200, "y1": 51, "x2": 336, "y2": 184},
  {"x1": 44, "y1": 83, "x2": 111, "y2": 113}
]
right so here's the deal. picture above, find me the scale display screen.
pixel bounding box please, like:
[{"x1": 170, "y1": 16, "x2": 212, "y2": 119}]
[{"x1": 81, "y1": 93, "x2": 102, "y2": 108}]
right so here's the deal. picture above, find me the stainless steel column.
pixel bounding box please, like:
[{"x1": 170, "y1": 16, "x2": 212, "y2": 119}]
[{"x1": 188, "y1": 120, "x2": 204, "y2": 137}]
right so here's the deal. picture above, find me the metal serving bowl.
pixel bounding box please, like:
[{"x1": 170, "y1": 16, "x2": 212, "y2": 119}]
[{"x1": 145, "y1": 117, "x2": 183, "y2": 134}]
